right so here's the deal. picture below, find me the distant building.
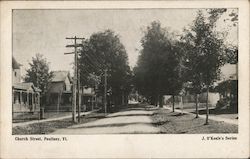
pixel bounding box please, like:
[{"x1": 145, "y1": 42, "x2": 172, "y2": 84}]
[
  {"x1": 215, "y1": 63, "x2": 238, "y2": 111},
  {"x1": 45, "y1": 70, "x2": 98, "y2": 112},
  {"x1": 12, "y1": 57, "x2": 41, "y2": 116},
  {"x1": 164, "y1": 64, "x2": 238, "y2": 111},
  {"x1": 217, "y1": 63, "x2": 237, "y2": 84},
  {"x1": 12, "y1": 57, "x2": 21, "y2": 84},
  {"x1": 80, "y1": 87, "x2": 96, "y2": 111},
  {"x1": 164, "y1": 92, "x2": 219, "y2": 109},
  {"x1": 46, "y1": 71, "x2": 72, "y2": 111}
]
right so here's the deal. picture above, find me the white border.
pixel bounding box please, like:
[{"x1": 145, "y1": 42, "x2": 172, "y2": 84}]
[{"x1": 1, "y1": 1, "x2": 249, "y2": 158}]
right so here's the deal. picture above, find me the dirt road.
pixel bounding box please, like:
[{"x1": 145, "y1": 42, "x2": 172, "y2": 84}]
[{"x1": 52, "y1": 107, "x2": 160, "y2": 134}]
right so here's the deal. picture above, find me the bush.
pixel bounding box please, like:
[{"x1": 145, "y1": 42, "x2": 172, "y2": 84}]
[{"x1": 216, "y1": 98, "x2": 229, "y2": 110}]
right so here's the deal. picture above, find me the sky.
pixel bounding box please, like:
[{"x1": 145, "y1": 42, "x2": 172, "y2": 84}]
[{"x1": 13, "y1": 9, "x2": 237, "y2": 77}]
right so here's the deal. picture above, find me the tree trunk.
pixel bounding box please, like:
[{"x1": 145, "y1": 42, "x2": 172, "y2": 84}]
[
  {"x1": 205, "y1": 87, "x2": 209, "y2": 125},
  {"x1": 195, "y1": 94, "x2": 199, "y2": 118},
  {"x1": 159, "y1": 95, "x2": 163, "y2": 108},
  {"x1": 180, "y1": 95, "x2": 183, "y2": 114},
  {"x1": 172, "y1": 95, "x2": 175, "y2": 112},
  {"x1": 154, "y1": 96, "x2": 157, "y2": 106},
  {"x1": 155, "y1": 95, "x2": 159, "y2": 107},
  {"x1": 122, "y1": 91, "x2": 125, "y2": 105}
]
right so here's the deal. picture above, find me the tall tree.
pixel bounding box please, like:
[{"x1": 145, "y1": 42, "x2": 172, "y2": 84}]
[
  {"x1": 224, "y1": 45, "x2": 238, "y2": 64},
  {"x1": 134, "y1": 21, "x2": 183, "y2": 108},
  {"x1": 24, "y1": 53, "x2": 53, "y2": 106},
  {"x1": 207, "y1": 8, "x2": 238, "y2": 28},
  {"x1": 188, "y1": 10, "x2": 225, "y2": 124},
  {"x1": 180, "y1": 28, "x2": 203, "y2": 118},
  {"x1": 182, "y1": 9, "x2": 238, "y2": 119},
  {"x1": 79, "y1": 30, "x2": 132, "y2": 109}
]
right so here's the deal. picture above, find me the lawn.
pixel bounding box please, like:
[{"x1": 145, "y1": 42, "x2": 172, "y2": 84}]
[
  {"x1": 12, "y1": 112, "x2": 106, "y2": 135},
  {"x1": 151, "y1": 109, "x2": 238, "y2": 134},
  {"x1": 13, "y1": 111, "x2": 72, "y2": 123}
]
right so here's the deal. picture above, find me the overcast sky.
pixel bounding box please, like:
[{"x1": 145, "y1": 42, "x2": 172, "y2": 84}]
[{"x1": 13, "y1": 9, "x2": 237, "y2": 77}]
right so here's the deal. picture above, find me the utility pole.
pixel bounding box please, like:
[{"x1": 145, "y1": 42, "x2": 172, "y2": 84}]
[
  {"x1": 104, "y1": 69, "x2": 107, "y2": 115},
  {"x1": 65, "y1": 36, "x2": 84, "y2": 123}
]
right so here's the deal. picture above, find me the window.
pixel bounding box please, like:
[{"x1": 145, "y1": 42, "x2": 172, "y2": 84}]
[{"x1": 14, "y1": 71, "x2": 17, "y2": 77}]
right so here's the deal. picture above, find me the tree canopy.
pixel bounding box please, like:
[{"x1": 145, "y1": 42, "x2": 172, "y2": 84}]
[
  {"x1": 78, "y1": 30, "x2": 132, "y2": 105},
  {"x1": 134, "y1": 21, "x2": 183, "y2": 106},
  {"x1": 24, "y1": 53, "x2": 53, "y2": 105}
]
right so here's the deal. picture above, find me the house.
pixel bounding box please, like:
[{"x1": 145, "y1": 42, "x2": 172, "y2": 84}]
[
  {"x1": 164, "y1": 64, "x2": 237, "y2": 111},
  {"x1": 164, "y1": 92, "x2": 220, "y2": 109},
  {"x1": 46, "y1": 70, "x2": 99, "y2": 112},
  {"x1": 46, "y1": 71, "x2": 72, "y2": 111},
  {"x1": 12, "y1": 57, "x2": 41, "y2": 116},
  {"x1": 80, "y1": 87, "x2": 96, "y2": 111},
  {"x1": 215, "y1": 64, "x2": 238, "y2": 111}
]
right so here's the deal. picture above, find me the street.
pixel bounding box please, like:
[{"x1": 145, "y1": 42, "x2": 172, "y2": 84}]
[
  {"x1": 52, "y1": 105, "x2": 160, "y2": 134},
  {"x1": 52, "y1": 104, "x2": 238, "y2": 134}
]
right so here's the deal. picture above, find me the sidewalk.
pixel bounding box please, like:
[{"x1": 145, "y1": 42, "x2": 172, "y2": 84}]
[
  {"x1": 163, "y1": 106, "x2": 238, "y2": 125},
  {"x1": 12, "y1": 110, "x2": 98, "y2": 127}
]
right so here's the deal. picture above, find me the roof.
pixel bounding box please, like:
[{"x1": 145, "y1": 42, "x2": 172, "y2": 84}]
[
  {"x1": 13, "y1": 82, "x2": 41, "y2": 92},
  {"x1": 13, "y1": 82, "x2": 33, "y2": 90},
  {"x1": 220, "y1": 64, "x2": 237, "y2": 81},
  {"x1": 12, "y1": 57, "x2": 21, "y2": 69},
  {"x1": 51, "y1": 71, "x2": 71, "y2": 82}
]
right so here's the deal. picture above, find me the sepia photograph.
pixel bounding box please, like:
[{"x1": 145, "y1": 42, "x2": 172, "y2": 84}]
[
  {"x1": 1, "y1": 0, "x2": 249, "y2": 158},
  {"x1": 12, "y1": 8, "x2": 239, "y2": 135}
]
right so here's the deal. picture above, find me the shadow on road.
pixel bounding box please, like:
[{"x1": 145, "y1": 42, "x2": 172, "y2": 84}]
[
  {"x1": 106, "y1": 113, "x2": 153, "y2": 118},
  {"x1": 70, "y1": 119, "x2": 169, "y2": 129},
  {"x1": 66, "y1": 104, "x2": 165, "y2": 132},
  {"x1": 71, "y1": 121, "x2": 157, "y2": 129}
]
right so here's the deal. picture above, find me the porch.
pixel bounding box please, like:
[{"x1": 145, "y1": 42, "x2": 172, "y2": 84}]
[{"x1": 12, "y1": 83, "x2": 41, "y2": 118}]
